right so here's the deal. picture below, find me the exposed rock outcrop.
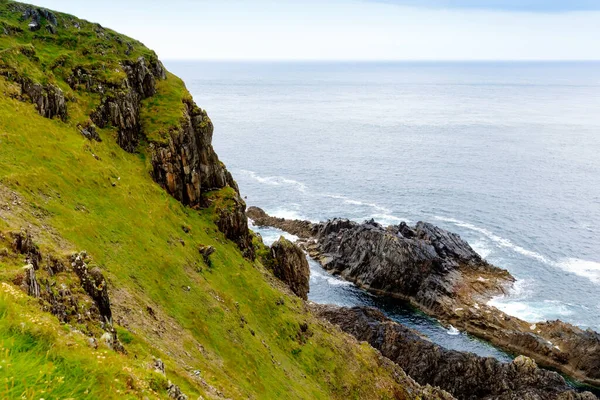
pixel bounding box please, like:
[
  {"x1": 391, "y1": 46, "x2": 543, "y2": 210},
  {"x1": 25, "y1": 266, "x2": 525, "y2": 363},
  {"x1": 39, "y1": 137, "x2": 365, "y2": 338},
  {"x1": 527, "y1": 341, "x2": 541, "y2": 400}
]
[
  {"x1": 247, "y1": 206, "x2": 315, "y2": 238},
  {"x1": 22, "y1": 263, "x2": 40, "y2": 297},
  {"x1": 311, "y1": 218, "x2": 511, "y2": 313},
  {"x1": 91, "y1": 90, "x2": 140, "y2": 151},
  {"x1": 313, "y1": 305, "x2": 597, "y2": 400},
  {"x1": 270, "y1": 237, "x2": 310, "y2": 300},
  {"x1": 77, "y1": 121, "x2": 101, "y2": 142},
  {"x1": 71, "y1": 251, "x2": 112, "y2": 323},
  {"x1": 150, "y1": 98, "x2": 238, "y2": 208},
  {"x1": 21, "y1": 80, "x2": 67, "y2": 120},
  {"x1": 91, "y1": 56, "x2": 166, "y2": 152},
  {"x1": 252, "y1": 210, "x2": 600, "y2": 388},
  {"x1": 213, "y1": 192, "x2": 254, "y2": 259}
]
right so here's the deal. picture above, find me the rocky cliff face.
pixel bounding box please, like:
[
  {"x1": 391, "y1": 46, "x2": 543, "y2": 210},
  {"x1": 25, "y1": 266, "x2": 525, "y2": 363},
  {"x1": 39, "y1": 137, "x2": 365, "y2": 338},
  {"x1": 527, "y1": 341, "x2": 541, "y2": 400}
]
[
  {"x1": 151, "y1": 98, "x2": 239, "y2": 208},
  {"x1": 313, "y1": 305, "x2": 596, "y2": 400},
  {"x1": 270, "y1": 237, "x2": 310, "y2": 300},
  {"x1": 2, "y1": 10, "x2": 250, "y2": 254},
  {"x1": 90, "y1": 56, "x2": 165, "y2": 152}
]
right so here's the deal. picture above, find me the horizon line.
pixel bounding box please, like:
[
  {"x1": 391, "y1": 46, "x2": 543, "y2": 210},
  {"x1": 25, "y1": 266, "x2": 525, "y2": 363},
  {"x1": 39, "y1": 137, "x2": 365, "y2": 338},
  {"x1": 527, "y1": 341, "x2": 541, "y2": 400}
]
[{"x1": 162, "y1": 58, "x2": 600, "y2": 63}]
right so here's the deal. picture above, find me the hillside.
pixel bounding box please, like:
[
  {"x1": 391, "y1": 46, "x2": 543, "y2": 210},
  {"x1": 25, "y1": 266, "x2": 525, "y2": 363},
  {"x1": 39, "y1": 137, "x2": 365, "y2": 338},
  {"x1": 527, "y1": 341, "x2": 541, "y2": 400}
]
[{"x1": 0, "y1": 1, "x2": 454, "y2": 399}]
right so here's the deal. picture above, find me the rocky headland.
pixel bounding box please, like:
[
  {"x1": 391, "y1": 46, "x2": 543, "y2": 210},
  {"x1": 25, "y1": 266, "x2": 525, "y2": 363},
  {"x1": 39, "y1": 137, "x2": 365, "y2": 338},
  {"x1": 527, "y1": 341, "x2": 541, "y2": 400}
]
[{"x1": 247, "y1": 207, "x2": 600, "y2": 390}]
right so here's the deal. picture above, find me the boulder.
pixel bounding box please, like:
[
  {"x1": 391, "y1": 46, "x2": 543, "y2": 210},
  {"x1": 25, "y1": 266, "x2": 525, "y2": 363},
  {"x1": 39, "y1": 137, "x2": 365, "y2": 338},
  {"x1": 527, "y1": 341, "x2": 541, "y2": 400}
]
[{"x1": 270, "y1": 237, "x2": 309, "y2": 300}]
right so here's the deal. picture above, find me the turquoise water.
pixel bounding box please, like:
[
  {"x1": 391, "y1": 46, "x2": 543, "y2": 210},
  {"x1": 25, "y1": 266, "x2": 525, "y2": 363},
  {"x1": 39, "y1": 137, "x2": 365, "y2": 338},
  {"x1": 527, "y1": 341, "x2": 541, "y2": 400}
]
[{"x1": 167, "y1": 61, "x2": 600, "y2": 337}]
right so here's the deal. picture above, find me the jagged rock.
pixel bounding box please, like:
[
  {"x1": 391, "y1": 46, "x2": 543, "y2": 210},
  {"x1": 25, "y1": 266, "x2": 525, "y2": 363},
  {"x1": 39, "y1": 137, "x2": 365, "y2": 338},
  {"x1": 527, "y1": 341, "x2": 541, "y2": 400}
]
[
  {"x1": 313, "y1": 305, "x2": 597, "y2": 400},
  {"x1": 270, "y1": 237, "x2": 309, "y2": 300},
  {"x1": 71, "y1": 252, "x2": 112, "y2": 322},
  {"x1": 22, "y1": 264, "x2": 40, "y2": 297},
  {"x1": 153, "y1": 358, "x2": 166, "y2": 375},
  {"x1": 311, "y1": 217, "x2": 502, "y2": 313},
  {"x1": 123, "y1": 57, "x2": 157, "y2": 99},
  {"x1": 167, "y1": 381, "x2": 188, "y2": 400},
  {"x1": 11, "y1": 230, "x2": 41, "y2": 269},
  {"x1": 198, "y1": 245, "x2": 215, "y2": 265},
  {"x1": 20, "y1": 81, "x2": 67, "y2": 120},
  {"x1": 100, "y1": 326, "x2": 126, "y2": 353},
  {"x1": 45, "y1": 24, "x2": 56, "y2": 34},
  {"x1": 28, "y1": 20, "x2": 40, "y2": 31},
  {"x1": 91, "y1": 91, "x2": 140, "y2": 152},
  {"x1": 151, "y1": 99, "x2": 238, "y2": 207},
  {"x1": 213, "y1": 193, "x2": 255, "y2": 259},
  {"x1": 77, "y1": 122, "x2": 101, "y2": 142},
  {"x1": 253, "y1": 210, "x2": 600, "y2": 388},
  {"x1": 247, "y1": 206, "x2": 315, "y2": 238},
  {"x1": 91, "y1": 56, "x2": 166, "y2": 152},
  {"x1": 19, "y1": 7, "x2": 57, "y2": 31}
]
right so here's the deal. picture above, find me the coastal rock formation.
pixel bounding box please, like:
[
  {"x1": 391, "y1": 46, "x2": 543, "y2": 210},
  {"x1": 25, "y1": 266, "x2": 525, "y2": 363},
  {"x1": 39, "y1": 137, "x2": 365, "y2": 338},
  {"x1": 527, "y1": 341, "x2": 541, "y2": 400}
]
[
  {"x1": 270, "y1": 237, "x2": 310, "y2": 300},
  {"x1": 312, "y1": 218, "x2": 512, "y2": 313},
  {"x1": 92, "y1": 91, "x2": 141, "y2": 151},
  {"x1": 151, "y1": 99, "x2": 238, "y2": 208},
  {"x1": 252, "y1": 209, "x2": 600, "y2": 388},
  {"x1": 213, "y1": 192, "x2": 254, "y2": 259},
  {"x1": 91, "y1": 57, "x2": 164, "y2": 152},
  {"x1": 247, "y1": 206, "x2": 315, "y2": 238},
  {"x1": 313, "y1": 305, "x2": 596, "y2": 400}
]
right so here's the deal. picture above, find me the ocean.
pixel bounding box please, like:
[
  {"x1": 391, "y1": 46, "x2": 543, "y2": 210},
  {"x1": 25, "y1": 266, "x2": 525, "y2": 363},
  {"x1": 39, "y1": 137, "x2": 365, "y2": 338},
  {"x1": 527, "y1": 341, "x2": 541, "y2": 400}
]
[{"x1": 166, "y1": 61, "x2": 600, "y2": 351}]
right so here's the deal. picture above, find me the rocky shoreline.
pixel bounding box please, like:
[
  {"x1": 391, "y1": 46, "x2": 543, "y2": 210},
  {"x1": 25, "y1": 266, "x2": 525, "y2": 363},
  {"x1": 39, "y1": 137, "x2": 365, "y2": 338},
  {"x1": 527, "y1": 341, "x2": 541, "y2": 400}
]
[
  {"x1": 312, "y1": 304, "x2": 595, "y2": 400},
  {"x1": 247, "y1": 206, "x2": 600, "y2": 393}
]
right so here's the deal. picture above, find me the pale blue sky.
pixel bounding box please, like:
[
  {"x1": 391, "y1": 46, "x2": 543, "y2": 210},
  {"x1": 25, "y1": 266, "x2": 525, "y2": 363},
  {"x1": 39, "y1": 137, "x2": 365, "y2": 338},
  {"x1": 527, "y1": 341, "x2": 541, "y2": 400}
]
[{"x1": 33, "y1": 0, "x2": 600, "y2": 61}]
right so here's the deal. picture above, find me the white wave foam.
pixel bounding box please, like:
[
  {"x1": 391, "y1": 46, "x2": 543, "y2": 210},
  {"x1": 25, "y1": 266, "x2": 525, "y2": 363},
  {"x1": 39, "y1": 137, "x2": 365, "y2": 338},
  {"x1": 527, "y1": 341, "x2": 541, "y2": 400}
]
[
  {"x1": 433, "y1": 216, "x2": 551, "y2": 264},
  {"x1": 556, "y1": 258, "x2": 600, "y2": 284},
  {"x1": 488, "y1": 301, "x2": 545, "y2": 322},
  {"x1": 309, "y1": 263, "x2": 353, "y2": 286},
  {"x1": 323, "y1": 193, "x2": 392, "y2": 214},
  {"x1": 488, "y1": 280, "x2": 577, "y2": 322},
  {"x1": 248, "y1": 219, "x2": 298, "y2": 246},
  {"x1": 470, "y1": 239, "x2": 492, "y2": 259},
  {"x1": 447, "y1": 325, "x2": 460, "y2": 335},
  {"x1": 239, "y1": 169, "x2": 307, "y2": 192}
]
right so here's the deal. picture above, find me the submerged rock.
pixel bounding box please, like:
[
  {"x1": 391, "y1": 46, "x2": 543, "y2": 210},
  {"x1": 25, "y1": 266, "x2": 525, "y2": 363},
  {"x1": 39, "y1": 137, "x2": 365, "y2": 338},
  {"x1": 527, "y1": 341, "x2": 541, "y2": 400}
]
[
  {"x1": 313, "y1": 305, "x2": 597, "y2": 400},
  {"x1": 270, "y1": 237, "x2": 310, "y2": 300}
]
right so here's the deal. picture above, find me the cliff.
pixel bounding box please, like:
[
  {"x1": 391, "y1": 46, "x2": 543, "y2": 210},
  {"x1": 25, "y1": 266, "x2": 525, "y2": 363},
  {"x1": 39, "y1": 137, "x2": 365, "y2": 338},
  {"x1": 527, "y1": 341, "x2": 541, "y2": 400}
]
[{"x1": 0, "y1": 2, "x2": 450, "y2": 399}]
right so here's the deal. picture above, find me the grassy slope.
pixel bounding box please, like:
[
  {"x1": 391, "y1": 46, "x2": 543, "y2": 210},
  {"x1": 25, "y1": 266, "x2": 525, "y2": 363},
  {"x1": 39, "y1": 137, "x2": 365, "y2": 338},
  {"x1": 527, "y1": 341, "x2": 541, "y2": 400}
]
[{"x1": 0, "y1": 2, "x2": 427, "y2": 399}]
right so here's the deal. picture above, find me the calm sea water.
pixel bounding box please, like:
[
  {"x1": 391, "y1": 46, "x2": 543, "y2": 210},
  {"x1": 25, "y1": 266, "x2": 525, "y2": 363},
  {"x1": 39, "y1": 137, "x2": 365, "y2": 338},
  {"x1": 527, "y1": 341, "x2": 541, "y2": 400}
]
[{"x1": 167, "y1": 61, "x2": 600, "y2": 342}]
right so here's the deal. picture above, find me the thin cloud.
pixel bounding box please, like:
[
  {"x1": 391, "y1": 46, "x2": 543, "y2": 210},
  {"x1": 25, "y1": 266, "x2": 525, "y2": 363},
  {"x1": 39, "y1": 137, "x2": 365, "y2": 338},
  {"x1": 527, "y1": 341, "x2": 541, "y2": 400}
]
[{"x1": 367, "y1": 0, "x2": 600, "y2": 12}]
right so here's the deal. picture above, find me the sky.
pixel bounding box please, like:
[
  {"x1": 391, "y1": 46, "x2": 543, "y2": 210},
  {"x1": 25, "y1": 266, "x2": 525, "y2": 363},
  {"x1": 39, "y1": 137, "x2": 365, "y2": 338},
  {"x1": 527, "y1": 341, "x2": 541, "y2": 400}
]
[{"x1": 32, "y1": 0, "x2": 600, "y2": 61}]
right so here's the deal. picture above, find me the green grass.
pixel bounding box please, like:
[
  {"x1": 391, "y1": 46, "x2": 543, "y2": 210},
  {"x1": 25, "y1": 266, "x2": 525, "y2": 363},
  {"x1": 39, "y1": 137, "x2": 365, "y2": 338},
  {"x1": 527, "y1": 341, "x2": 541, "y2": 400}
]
[
  {"x1": 140, "y1": 72, "x2": 189, "y2": 144},
  {"x1": 0, "y1": 2, "x2": 426, "y2": 399},
  {"x1": 0, "y1": 285, "x2": 150, "y2": 399}
]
